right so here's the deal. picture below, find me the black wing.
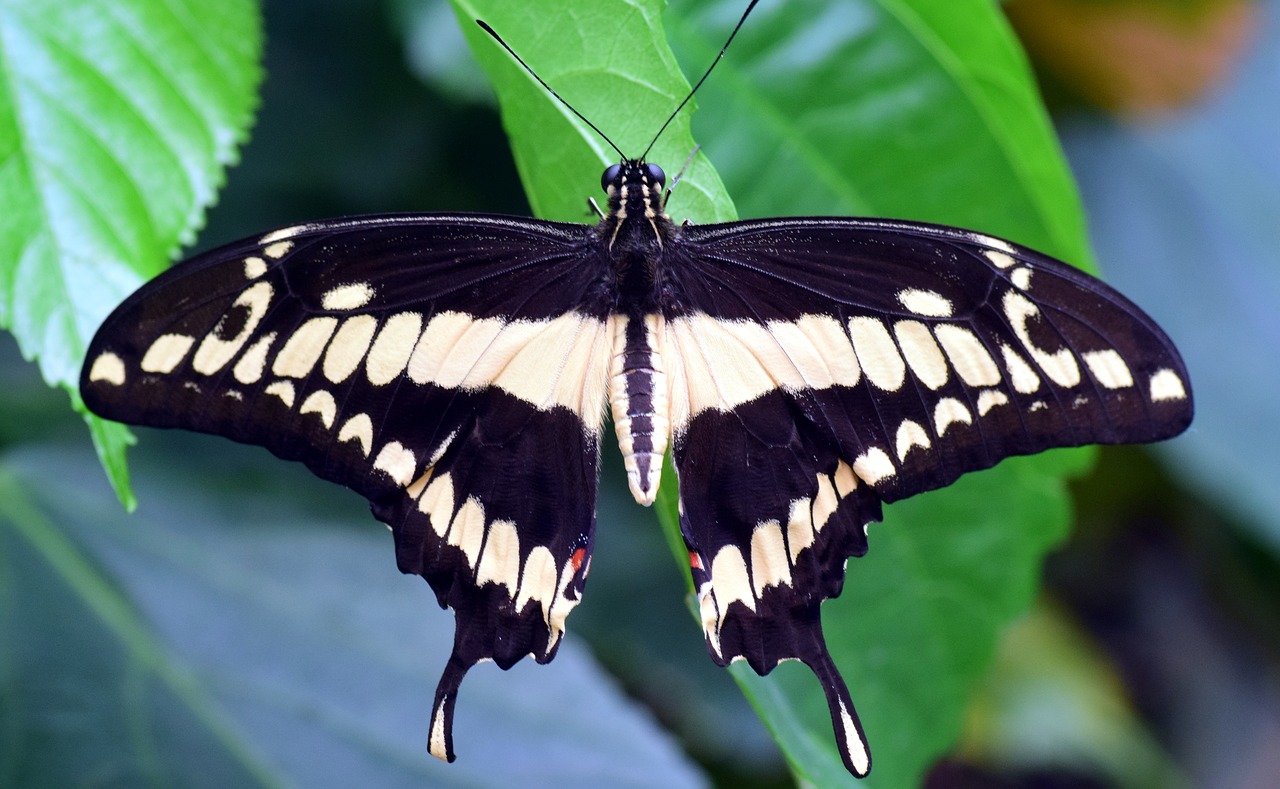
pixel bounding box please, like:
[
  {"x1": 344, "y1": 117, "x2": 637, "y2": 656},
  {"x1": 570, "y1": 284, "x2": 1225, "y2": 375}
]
[
  {"x1": 663, "y1": 217, "x2": 1193, "y2": 776},
  {"x1": 81, "y1": 213, "x2": 615, "y2": 762}
]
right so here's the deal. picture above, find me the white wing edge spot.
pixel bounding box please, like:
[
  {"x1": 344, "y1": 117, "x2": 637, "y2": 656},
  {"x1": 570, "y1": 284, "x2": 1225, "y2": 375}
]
[
  {"x1": 299, "y1": 389, "x2": 338, "y2": 429},
  {"x1": 853, "y1": 447, "x2": 895, "y2": 485},
  {"x1": 840, "y1": 700, "x2": 871, "y2": 777},
  {"x1": 264, "y1": 380, "x2": 295, "y2": 408},
  {"x1": 933, "y1": 397, "x2": 972, "y2": 436},
  {"x1": 89, "y1": 352, "x2": 126, "y2": 385},
  {"x1": 374, "y1": 441, "x2": 417, "y2": 487},
  {"x1": 1149, "y1": 368, "x2": 1187, "y2": 401},
  {"x1": 894, "y1": 419, "x2": 931, "y2": 462},
  {"x1": 338, "y1": 413, "x2": 374, "y2": 455},
  {"x1": 429, "y1": 699, "x2": 449, "y2": 762},
  {"x1": 1011, "y1": 267, "x2": 1032, "y2": 291},
  {"x1": 977, "y1": 389, "x2": 1009, "y2": 416}
]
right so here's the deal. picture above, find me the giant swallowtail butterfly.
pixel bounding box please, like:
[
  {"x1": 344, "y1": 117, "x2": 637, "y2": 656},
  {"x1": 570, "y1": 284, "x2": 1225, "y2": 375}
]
[{"x1": 80, "y1": 3, "x2": 1193, "y2": 778}]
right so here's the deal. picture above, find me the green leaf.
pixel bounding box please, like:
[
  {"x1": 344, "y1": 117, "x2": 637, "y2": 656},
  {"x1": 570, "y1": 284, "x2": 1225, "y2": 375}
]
[
  {"x1": 458, "y1": 0, "x2": 1097, "y2": 784},
  {"x1": 0, "y1": 0, "x2": 264, "y2": 505},
  {"x1": 0, "y1": 438, "x2": 707, "y2": 788},
  {"x1": 448, "y1": 0, "x2": 736, "y2": 225}
]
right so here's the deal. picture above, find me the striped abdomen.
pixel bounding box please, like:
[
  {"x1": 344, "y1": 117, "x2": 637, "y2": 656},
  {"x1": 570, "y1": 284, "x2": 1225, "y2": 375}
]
[{"x1": 609, "y1": 313, "x2": 669, "y2": 505}]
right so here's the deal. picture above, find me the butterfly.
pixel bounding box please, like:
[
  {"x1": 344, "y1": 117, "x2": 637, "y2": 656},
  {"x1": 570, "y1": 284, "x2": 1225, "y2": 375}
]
[{"x1": 79, "y1": 4, "x2": 1193, "y2": 779}]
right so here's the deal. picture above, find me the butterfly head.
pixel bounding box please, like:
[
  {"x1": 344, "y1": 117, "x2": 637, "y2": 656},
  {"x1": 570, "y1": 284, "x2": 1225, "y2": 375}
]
[{"x1": 601, "y1": 160, "x2": 668, "y2": 225}]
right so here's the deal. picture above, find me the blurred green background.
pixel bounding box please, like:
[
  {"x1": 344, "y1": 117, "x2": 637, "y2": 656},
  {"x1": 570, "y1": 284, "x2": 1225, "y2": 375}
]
[{"x1": 2, "y1": 0, "x2": 1278, "y2": 787}]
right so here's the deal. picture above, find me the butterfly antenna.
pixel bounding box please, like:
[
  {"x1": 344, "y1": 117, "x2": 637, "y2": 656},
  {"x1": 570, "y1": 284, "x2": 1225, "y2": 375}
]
[
  {"x1": 476, "y1": 20, "x2": 626, "y2": 160},
  {"x1": 641, "y1": 0, "x2": 760, "y2": 161}
]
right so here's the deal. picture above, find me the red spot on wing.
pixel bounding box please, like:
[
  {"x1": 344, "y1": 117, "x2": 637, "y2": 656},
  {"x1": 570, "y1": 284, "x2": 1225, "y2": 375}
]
[
  {"x1": 571, "y1": 547, "x2": 586, "y2": 572},
  {"x1": 689, "y1": 551, "x2": 703, "y2": 571}
]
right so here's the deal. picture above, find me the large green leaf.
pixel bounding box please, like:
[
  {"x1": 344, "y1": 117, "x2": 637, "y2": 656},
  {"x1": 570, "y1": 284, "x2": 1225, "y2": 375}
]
[
  {"x1": 0, "y1": 434, "x2": 707, "y2": 788},
  {"x1": 0, "y1": 0, "x2": 263, "y2": 506},
  {"x1": 455, "y1": 0, "x2": 1095, "y2": 785}
]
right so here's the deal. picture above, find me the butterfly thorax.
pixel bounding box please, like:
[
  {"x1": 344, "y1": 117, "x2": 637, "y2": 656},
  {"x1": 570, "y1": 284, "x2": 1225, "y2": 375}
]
[
  {"x1": 598, "y1": 160, "x2": 675, "y2": 307},
  {"x1": 598, "y1": 160, "x2": 673, "y2": 508}
]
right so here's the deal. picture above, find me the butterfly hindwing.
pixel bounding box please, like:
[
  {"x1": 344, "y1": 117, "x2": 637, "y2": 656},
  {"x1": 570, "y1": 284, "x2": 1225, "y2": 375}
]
[
  {"x1": 81, "y1": 213, "x2": 616, "y2": 761},
  {"x1": 663, "y1": 216, "x2": 1193, "y2": 776}
]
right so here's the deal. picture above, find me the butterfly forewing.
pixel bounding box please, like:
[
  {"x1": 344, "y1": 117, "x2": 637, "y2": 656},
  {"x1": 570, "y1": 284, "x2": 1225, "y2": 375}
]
[{"x1": 81, "y1": 213, "x2": 617, "y2": 762}]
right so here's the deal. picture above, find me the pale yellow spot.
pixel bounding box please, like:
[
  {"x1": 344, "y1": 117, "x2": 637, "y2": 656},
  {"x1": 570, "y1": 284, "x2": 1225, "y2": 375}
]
[
  {"x1": 853, "y1": 447, "x2": 895, "y2": 485},
  {"x1": 192, "y1": 281, "x2": 273, "y2": 376},
  {"x1": 265, "y1": 380, "x2": 295, "y2": 408},
  {"x1": 516, "y1": 546, "x2": 559, "y2": 616},
  {"x1": 232, "y1": 332, "x2": 276, "y2": 384},
  {"x1": 1149, "y1": 369, "x2": 1187, "y2": 401},
  {"x1": 766, "y1": 313, "x2": 862, "y2": 389},
  {"x1": 895, "y1": 419, "x2": 931, "y2": 462},
  {"x1": 273, "y1": 317, "x2": 338, "y2": 378},
  {"x1": 88, "y1": 352, "x2": 126, "y2": 385},
  {"x1": 812, "y1": 473, "x2": 840, "y2": 531},
  {"x1": 984, "y1": 249, "x2": 1017, "y2": 269},
  {"x1": 710, "y1": 545, "x2": 756, "y2": 612},
  {"x1": 141, "y1": 333, "x2": 195, "y2": 374},
  {"x1": 299, "y1": 389, "x2": 337, "y2": 429},
  {"x1": 894, "y1": 320, "x2": 949, "y2": 390},
  {"x1": 259, "y1": 225, "x2": 307, "y2": 245},
  {"x1": 324, "y1": 316, "x2": 379, "y2": 384},
  {"x1": 833, "y1": 460, "x2": 857, "y2": 498},
  {"x1": 787, "y1": 498, "x2": 815, "y2": 563},
  {"x1": 366, "y1": 312, "x2": 423, "y2": 386},
  {"x1": 337, "y1": 413, "x2": 374, "y2": 456},
  {"x1": 1011, "y1": 267, "x2": 1032, "y2": 291},
  {"x1": 897, "y1": 288, "x2": 954, "y2": 317},
  {"x1": 263, "y1": 240, "x2": 293, "y2": 259},
  {"x1": 1082, "y1": 349, "x2": 1134, "y2": 389},
  {"x1": 934, "y1": 324, "x2": 1001, "y2": 387},
  {"x1": 840, "y1": 699, "x2": 870, "y2": 777},
  {"x1": 419, "y1": 472, "x2": 456, "y2": 537},
  {"x1": 321, "y1": 282, "x2": 375, "y2": 311},
  {"x1": 243, "y1": 256, "x2": 267, "y2": 279},
  {"x1": 446, "y1": 497, "x2": 486, "y2": 568},
  {"x1": 848, "y1": 316, "x2": 905, "y2": 391},
  {"x1": 428, "y1": 701, "x2": 449, "y2": 762},
  {"x1": 1003, "y1": 291, "x2": 1080, "y2": 388},
  {"x1": 933, "y1": 397, "x2": 972, "y2": 436},
  {"x1": 476, "y1": 519, "x2": 521, "y2": 593},
  {"x1": 1001, "y1": 344, "x2": 1041, "y2": 394},
  {"x1": 977, "y1": 389, "x2": 1009, "y2": 415},
  {"x1": 750, "y1": 521, "x2": 792, "y2": 597}
]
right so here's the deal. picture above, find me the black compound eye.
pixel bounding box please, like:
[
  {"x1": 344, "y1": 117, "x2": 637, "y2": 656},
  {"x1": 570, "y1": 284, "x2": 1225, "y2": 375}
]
[
  {"x1": 645, "y1": 163, "x2": 666, "y2": 189},
  {"x1": 601, "y1": 164, "x2": 623, "y2": 193}
]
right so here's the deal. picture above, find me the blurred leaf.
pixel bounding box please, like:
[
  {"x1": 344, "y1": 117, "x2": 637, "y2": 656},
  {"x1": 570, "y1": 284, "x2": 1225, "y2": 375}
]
[
  {"x1": 960, "y1": 604, "x2": 1187, "y2": 789},
  {"x1": 1057, "y1": 0, "x2": 1279, "y2": 546},
  {"x1": 457, "y1": 0, "x2": 1097, "y2": 784},
  {"x1": 1007, "y1": 0, "x2": 1259, "y2": 116},
  {"x1": 0, "y1": 438, "x2": 707, "y2": 788},
  {"x1": 672, "y1": 0, "x2": 1093, "y2": 266},
  {"x1": 0, "y1": 0, "x2": 263, "y2": 505},
  {"x1": 448, "y1": 0, "x2": 736, "y2": 225}
]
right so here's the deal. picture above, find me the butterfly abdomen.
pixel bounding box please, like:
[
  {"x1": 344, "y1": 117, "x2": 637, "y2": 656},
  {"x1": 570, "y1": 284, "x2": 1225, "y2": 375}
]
[{"x1": 609, "y1": 312, "x2": 670, "y2": 506}]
